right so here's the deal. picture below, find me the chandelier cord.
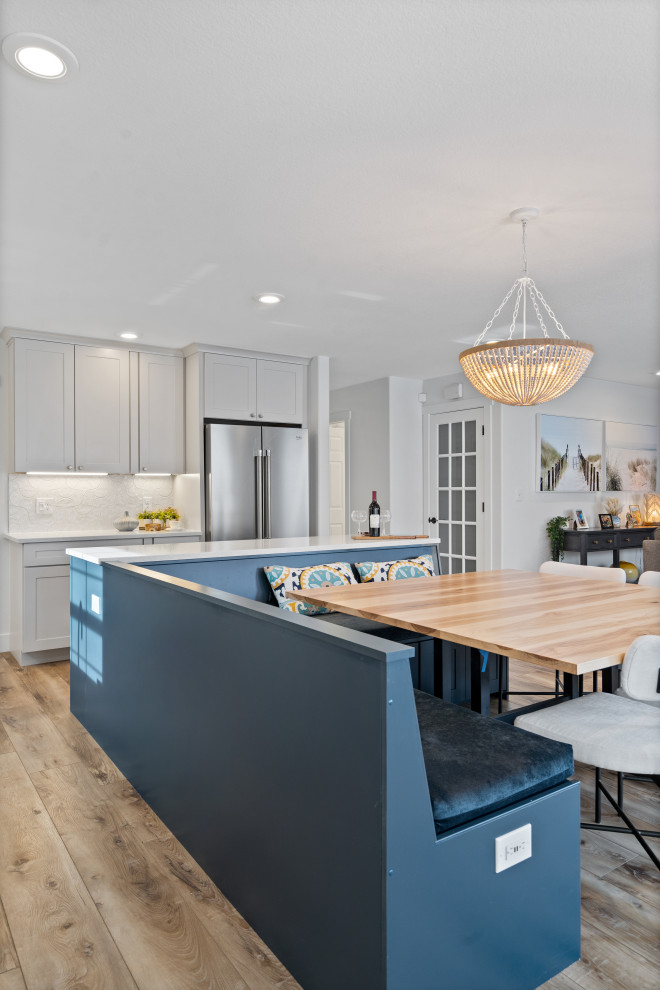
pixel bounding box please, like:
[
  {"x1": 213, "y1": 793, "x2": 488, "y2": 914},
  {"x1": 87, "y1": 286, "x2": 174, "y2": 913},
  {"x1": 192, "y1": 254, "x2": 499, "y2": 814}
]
[{"x1": 522, "y1": 219, "x2": 528, "y2": 276}]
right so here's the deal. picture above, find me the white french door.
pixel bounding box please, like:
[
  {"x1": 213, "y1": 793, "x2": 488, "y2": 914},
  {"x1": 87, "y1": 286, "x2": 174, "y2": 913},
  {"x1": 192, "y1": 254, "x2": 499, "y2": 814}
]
[{"x1": 428, "y1": 408, "x2": 484, "y2": 574}]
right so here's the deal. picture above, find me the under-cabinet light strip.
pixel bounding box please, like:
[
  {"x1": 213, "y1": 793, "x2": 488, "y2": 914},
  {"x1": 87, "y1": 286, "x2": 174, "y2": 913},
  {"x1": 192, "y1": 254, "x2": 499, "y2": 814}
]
[{"x1": 26, "y1": 471, "x2": 109, "y2": 476}]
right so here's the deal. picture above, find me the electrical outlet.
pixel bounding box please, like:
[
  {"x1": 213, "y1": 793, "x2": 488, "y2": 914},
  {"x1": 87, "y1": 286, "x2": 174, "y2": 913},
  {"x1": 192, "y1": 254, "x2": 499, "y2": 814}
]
[
  {"x1": 36, "y1": 499, "x2": 54, "y2": 514},
  {"x1": 495, "y1": 823, "x2": 532, "y2": 873}
]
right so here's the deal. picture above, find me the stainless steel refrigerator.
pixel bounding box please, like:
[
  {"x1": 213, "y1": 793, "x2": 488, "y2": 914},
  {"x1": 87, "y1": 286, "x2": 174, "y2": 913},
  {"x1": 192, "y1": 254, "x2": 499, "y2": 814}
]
[{"x1": 205, "y1": 423, "x2": 309, "y2": 540}]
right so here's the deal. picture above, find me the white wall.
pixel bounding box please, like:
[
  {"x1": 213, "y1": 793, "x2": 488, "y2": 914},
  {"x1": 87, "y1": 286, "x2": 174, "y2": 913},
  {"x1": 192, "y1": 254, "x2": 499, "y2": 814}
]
[
  {"x1": 388, "y1": 377, "x2": 424, "y2": 532},
  {"x1": 331, "y1": 378, "x2": 389, "y2": 520},
  {"x1": 308, "y1": 356, "x2": 330, "y2": 536},
  {"x1": 0, "y1": 343, "x2": 9, "y2": 649},
  {"x1": 330, "y1": 376, "x2": 423, "y2": 532}
]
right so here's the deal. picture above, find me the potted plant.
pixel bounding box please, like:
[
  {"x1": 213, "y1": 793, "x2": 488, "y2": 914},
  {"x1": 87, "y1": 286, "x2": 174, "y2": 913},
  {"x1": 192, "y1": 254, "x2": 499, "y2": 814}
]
[
  {"x1": 546, "y1": 515, "x2": 568, "y2": 562},
  {"x1": 156, "y1": 506, "x2": 181, "y2": 530},
  {"x1": 137, "y1": 510, "x2": 155, "y2": 531}
]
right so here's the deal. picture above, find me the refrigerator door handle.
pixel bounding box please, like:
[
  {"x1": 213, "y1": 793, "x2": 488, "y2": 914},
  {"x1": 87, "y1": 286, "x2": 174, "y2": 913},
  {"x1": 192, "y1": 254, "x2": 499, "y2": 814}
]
[
  {"x1": 264, "y1": 449, "x2": 271, "y2": 539},
  {"x1": 255, "y1": 450, "x2": 264, "y2": 538}
]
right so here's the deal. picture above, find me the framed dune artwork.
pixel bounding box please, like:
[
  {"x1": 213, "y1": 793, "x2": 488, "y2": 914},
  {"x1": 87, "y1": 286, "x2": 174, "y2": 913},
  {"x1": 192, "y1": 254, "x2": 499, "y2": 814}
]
[{"x1": 605, "y1": 422, "x2": 657, "y2": 492}]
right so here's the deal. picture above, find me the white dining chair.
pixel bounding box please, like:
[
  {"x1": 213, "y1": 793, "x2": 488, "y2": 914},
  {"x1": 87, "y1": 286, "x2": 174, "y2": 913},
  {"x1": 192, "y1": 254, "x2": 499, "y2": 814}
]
[
  {"x1": 616, "y1": 634, "x2": 660, "y2": 708},
  {"x1": 638, "y1": 570, "x2": 660, "y2": 587},
  {"x1": 515, "y1": 638, "x2": 660, "y2": 870},
  {"x1": 539, "y1": 560, "x2": 626, "y2": 583}
]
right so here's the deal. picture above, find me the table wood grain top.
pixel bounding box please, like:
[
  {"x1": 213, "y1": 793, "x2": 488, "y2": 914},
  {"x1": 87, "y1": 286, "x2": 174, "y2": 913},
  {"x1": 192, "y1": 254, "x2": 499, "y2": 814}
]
[{"x1": 289, "y1": 569, "x2": 660, "y2": 675}]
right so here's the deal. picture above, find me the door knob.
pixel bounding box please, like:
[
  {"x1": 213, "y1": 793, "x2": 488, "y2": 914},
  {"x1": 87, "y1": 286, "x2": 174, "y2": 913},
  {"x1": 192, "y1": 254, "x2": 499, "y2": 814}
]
[{"x1": 428, "y1": 516, "x2": 438, "y2": 524}]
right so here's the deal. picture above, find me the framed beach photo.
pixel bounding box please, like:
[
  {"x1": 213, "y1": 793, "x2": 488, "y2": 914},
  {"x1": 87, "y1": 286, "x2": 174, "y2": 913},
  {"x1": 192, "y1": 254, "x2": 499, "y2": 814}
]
[
  {"x1": 598, "y1": 513, "x2": 613, "y2": 529},
  {"x1": 574, "y1": 509, "x2": 588, "y2": 529},
  {"x1": 629, "y1": 505, "x2": 642, "y2": 527},
  {"x1": 611, "y1": 515, "x2": 621, "y2": 528},
  {"x1": 538, "y1": 414, "x2": 603, "y2": 493}
]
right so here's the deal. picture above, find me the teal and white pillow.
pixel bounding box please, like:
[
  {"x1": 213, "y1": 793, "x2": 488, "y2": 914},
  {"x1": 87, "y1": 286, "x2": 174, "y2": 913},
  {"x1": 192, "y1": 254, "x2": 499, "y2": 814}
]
[
  {"x1": 355, "y1": 554, "x2": 435, "y2": 583},
  {"x1": 264, "y1": 560, "x2": 357, "y2": 615}
]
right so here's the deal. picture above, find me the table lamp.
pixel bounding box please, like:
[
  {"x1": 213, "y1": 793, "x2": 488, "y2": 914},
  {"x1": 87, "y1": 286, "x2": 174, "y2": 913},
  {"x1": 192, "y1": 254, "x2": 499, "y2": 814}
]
[{"x1": 643, "y1": 493, "x2": 660, "y2": 526}]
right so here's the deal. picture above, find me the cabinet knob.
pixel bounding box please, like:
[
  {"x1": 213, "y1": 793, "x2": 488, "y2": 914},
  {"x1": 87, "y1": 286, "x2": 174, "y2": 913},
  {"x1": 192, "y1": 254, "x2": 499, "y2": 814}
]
[
  {"x1": 142, "y1": 467, "x2": 147, "y2": 471},
  {"x1": 607, "y1": 538, "x2": 613, "y2": 544},
  {"x1": 428, "y1": 516, "x2": 438, "y2": 524},
  {"x1": 250, "y1": 413, "x2": 256, "y2": 418},
  {"x1": 67, "y1": 465, "x2": 74, "y2": 470},
  {"x1": 624, "y1": 537, "x2": 631, "y2": 542},
  {"x1": 78, "y1": 466, "x2": 83, "y2": 471},
  {"x1": 258, "y1": 414, "x2": 263, "y2": 419}
]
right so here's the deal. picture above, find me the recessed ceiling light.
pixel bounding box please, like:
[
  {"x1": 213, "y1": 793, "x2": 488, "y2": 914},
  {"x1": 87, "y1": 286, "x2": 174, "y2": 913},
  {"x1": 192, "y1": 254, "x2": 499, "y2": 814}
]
[
  {"x1": 118, "y1": 331, "x2": 139, "y2": 340},
  {"x1": 2, "y1": 34, "x2": 78, "y2": 79},
  {"x1": 255, "y1": 293, "x2": 284, "y2": 305}
]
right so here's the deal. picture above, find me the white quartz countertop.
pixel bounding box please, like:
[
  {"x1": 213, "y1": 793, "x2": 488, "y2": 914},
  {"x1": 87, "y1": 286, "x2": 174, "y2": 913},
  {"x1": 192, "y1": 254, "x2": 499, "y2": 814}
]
[
  {"x1": 3, "y1": 529, "x2": 202, "y2": 544},
  {"x1": 66, "y1": 535, "x2": 440, "y2": 566}
]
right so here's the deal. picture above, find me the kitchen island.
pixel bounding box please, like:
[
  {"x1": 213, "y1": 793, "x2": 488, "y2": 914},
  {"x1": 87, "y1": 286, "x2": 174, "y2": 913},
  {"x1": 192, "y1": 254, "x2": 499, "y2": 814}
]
[{"x1": 67, "y1": 536, "x2": 579, "y2": 990}]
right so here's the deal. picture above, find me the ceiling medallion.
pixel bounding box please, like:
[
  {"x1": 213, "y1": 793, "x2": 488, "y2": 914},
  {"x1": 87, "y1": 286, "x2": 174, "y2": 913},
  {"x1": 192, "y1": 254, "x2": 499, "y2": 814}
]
[{"x1": 459, "y1": 208, "x2": 594, "y2": 406}]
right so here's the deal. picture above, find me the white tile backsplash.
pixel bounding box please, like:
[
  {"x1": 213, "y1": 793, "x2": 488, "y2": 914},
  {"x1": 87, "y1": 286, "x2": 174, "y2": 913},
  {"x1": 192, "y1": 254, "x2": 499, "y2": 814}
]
[{"x1": 8, "y1": 474, "x2": 177, "y2": 533}]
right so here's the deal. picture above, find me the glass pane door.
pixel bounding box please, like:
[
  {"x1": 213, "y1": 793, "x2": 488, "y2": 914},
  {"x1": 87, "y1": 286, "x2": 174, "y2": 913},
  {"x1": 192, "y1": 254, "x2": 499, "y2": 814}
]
[{"x1": 430, "y1": 409, "x2": 483, "y2": 574}]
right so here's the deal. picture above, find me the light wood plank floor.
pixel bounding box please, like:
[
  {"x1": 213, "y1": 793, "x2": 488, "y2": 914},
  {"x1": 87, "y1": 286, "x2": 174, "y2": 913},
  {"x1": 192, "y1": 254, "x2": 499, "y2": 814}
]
[{"x1": 0, "y1": 652, "x2": 658, "y2": 990}]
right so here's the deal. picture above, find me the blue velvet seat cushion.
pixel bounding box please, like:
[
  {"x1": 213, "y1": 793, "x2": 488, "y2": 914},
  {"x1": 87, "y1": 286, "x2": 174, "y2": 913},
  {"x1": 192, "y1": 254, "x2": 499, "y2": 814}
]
[{"x1": 414, "y1": 690, "x2": 574, "y2": 834}]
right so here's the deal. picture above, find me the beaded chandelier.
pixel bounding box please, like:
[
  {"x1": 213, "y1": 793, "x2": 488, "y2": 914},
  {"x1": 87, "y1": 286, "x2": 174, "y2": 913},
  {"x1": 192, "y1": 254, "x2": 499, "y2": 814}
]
[{"x1": 459, "y1": 209, "x2": 594, "y2": 406}]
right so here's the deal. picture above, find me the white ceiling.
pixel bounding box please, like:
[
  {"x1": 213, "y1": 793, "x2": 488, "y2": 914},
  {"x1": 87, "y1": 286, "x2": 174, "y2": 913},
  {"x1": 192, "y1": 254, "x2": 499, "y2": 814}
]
[{"x1": 1, "y1": 0, "x2": 658, "y2": 391}]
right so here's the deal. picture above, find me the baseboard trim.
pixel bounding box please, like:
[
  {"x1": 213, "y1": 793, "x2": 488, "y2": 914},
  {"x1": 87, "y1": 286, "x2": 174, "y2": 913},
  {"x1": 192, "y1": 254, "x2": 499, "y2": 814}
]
[{"x1": 0, "y1": 634, "x2": 10, "y2": 652}]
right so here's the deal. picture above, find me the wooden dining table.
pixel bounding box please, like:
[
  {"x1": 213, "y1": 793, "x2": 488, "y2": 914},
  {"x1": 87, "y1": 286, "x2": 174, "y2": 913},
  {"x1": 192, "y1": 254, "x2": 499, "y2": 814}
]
[{"x1": 290, "y1": 569, "x2": 660, "y2": 717}]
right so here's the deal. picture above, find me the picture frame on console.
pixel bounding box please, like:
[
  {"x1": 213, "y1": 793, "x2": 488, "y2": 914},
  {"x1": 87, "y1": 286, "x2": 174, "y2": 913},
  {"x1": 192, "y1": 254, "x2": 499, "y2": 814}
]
[
  {"x1": 574, "y1": 509, "x2": 588, "y2": 529},
  {"x1": 629, "y1": 505, "x2": 642, "y2": 527},
  {"x1": 598, "y1": 513, "x2": 613, "y2": 529}
]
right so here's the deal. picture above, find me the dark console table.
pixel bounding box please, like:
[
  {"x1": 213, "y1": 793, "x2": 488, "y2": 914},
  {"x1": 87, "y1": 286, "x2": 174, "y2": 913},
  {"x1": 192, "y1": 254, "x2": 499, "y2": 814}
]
[{"x1": 562, "y1": 526, "x2": 657, "y2": 566}]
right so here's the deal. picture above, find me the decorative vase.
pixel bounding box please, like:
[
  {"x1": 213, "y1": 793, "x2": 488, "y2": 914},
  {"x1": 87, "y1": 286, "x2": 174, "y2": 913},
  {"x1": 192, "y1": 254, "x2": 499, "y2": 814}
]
[{"x1": 113, "y1": 511, "x2": 139, "y2": 532}]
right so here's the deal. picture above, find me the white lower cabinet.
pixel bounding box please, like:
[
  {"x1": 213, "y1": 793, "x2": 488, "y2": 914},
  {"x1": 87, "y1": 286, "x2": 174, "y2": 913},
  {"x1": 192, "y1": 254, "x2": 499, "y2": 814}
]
[
  {"x1": 10, "y1": 538, "x2": 142, "y2": 666},
  {"x1": 22, "y1": 565, "x2": 71, "y2": 652}
]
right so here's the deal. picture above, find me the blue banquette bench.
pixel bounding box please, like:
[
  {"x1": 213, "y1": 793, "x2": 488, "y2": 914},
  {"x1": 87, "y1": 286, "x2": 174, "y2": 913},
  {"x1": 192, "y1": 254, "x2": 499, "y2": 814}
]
[
  {"x1": 69, "y1": 546, "x2": 580, "y2": 990},
  {"x1": 138, "y1": 541, "x2": 507, "y2": 704}
]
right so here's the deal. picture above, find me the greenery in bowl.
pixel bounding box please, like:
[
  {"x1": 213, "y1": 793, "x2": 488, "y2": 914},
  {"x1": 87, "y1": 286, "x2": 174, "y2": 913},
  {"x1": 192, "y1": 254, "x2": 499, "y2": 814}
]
[{"x1": 137, "y1": 507, "x2": 180, "y2": 526}]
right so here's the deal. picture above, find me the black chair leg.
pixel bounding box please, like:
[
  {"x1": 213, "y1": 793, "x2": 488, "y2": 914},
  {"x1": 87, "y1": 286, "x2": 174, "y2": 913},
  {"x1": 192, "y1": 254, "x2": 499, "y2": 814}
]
[{"x1": 581, "y1": 770, "x2": 660, "y2": 871}]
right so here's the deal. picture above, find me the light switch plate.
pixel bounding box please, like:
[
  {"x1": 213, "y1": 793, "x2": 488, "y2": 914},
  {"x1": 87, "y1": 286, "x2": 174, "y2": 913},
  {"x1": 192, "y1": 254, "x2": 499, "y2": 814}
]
[{"x1": 495, "y1": 823, "x2": 532, "y2": 873}]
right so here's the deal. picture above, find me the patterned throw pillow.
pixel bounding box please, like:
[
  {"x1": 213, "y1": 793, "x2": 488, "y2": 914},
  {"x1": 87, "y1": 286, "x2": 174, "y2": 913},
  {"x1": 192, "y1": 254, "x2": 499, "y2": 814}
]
[
  {"x1": 264, "y1": 561, "x2": 357, "y2": 615},
  {"x1": 355, "y1": 554, "x2": 435, "y2": 583}
]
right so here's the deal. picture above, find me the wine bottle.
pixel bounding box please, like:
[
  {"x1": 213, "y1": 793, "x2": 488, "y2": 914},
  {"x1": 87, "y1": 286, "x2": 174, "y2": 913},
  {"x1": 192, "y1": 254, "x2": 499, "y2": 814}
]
[{"x1": 368, "y1": 491, "x2": 380, "y2": 537}]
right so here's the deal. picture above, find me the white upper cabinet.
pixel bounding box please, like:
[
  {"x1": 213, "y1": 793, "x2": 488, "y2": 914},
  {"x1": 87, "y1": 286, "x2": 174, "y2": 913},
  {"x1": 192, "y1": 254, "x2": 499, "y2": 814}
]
[
  {"x1": 12, "y1": 338, "x2": 75, "y2": 472},
  {"x1": 74, "y1": 346, "x2": 130, "y2": 473},
  {"x1": 204, "y1": 353, "x2": 304, "y2": 424},
  {"x1": 257, "y1": 360, "x2": 304, "y2": 424},
  {"x1": 204, "y1": 354, "x2": 258, "y2": 420},
  {"x1": 138, "y1": 352, "x2": 184, "y2": 474}
]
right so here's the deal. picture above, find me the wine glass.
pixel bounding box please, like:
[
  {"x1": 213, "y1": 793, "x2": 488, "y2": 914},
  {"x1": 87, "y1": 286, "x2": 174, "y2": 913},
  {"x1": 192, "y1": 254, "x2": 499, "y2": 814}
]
[
  {"x1": 380, "y1": 509, "x2": 391, "y2": 536},
  {"x1": 351, "y1": 509, "x2": 367, "y2": 535}
]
